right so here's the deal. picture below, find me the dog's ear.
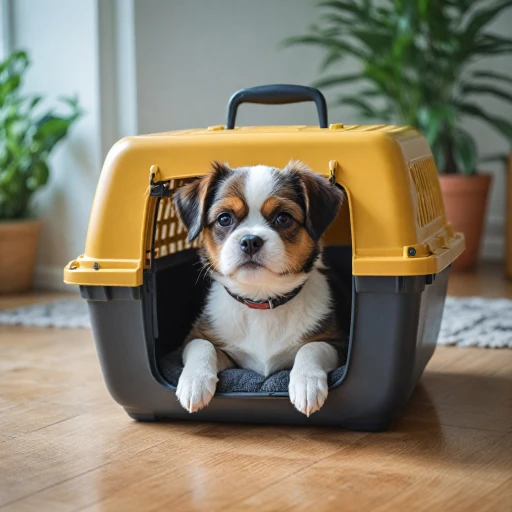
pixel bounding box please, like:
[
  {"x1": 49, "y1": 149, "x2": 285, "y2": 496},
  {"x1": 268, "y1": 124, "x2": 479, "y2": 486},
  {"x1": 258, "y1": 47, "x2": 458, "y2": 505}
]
[
  {"x1": 173, "y1": 161, "x2": 232, "y2": 242},
  {"x1": 285, "y1": 160, "x2": 345, "y2": 242}
]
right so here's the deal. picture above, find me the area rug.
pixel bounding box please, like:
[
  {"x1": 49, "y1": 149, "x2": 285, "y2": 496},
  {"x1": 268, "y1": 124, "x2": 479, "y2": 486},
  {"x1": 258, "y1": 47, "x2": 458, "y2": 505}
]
[
  {"x1": 0, "y1": 296, "x2": 511, "y2": 348},
  {"x1": 0, "y1": 299, "x2": 91, "y2": 329},
  {"x1": 438, "y1": 297, "x2": 512, "y2": 348}
]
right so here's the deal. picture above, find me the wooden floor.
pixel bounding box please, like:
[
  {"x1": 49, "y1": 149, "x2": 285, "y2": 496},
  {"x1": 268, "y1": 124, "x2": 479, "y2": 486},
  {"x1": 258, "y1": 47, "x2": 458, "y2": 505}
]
[{"x1": 0, "y1": 263, "x2": 511, "y2": 512}]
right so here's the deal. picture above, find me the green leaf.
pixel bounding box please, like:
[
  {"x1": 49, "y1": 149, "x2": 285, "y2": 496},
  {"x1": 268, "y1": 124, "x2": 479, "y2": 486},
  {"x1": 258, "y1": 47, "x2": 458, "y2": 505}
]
[
  {"x1": 479, "y1": 153, "x2": 509, "y2": 165},
  {"x1": 5, "y1": 134, "x2": 22, "y2": 158},
  {"x1": 312, "y1": 73, "x2": 364, "y2": 89},
  {"x1": 476, "y1": 34, "x2": 512, "y2": 54},
  {"x1": 462, "y1": 0, "x2": 512, "y2": 41},
  {"x1": 59, "y1": 95, "x2": 81, "y2": 112},
  {"x1": 284, "y1": 35, "x2": 369, "y2": 60},
  {"x1": 459, "y1": 34, "x2": 512, "y2": 60},
  {"x1": 28, "y1": 160, "x2": 50, "y2": 189},
  {"x1": 417, "y1": 105, "x2": 456, "y2": 147},
  {"x1": 0, "y1": 49, "x2": 81, "y2": 219},
  {"x1": 0, "y1": 163, "x2": 17, "y2": 186},
  {"x1": 362, "y1": 62, "x2": 400, "y2": 97},
  {"x1": 352, "y1": 29, "x2": 395, "y2": 53},
  {"x1": 0, "y1": 50, "x2": 30, "y2": 107},
  {"x1": 430, "y1": 138, "x2": 447, "y2": 173},
  {"x1": 34, "y1": 114, "x2": 76, "y2": 151},
  {"x1": 318, "y1": 13, "x2": 353, "y2": 27},
  {"x1": 458, "y1": 101, "x2": 512, "y2": 140},
  {"x1": 453, "y1": 129, "x2": 478, "y2": 175},
  {"x1": 336, "y1": 96, "x2": 375, "y2": 117},
  {"x1": 11, "y1": 50, "x2": 29, "y2": 68},
  {"x1": 26, "y1": 95, "x2": 42, "y2": 111},
  {"x1": 319, "y1": 49, "x2": 344, "y2": 72},
  {"x1": 461, "y1": 83, "x2": 512, "y2": 104},
  {"x1": 0, "y1": 50, "x2": 29, "y2": 76},
  {"x1": 316, "y1": 0, "x2": 367, "y2": 19},
  {"x1": 357, "y1": 88, "x2": 383, "y2": 98},
  {"x1": 471, "y1": 70, "x2": 512, "y2": 86},
  {"x1": 0, "y1": 75, "x2": 21, "y2": 101}
]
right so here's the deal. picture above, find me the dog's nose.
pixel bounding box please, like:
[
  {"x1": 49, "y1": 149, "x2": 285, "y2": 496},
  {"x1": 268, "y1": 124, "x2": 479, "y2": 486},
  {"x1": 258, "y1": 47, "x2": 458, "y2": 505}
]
[{"x1": 239, "y1": 235, "x2": 264, "y2": 256}]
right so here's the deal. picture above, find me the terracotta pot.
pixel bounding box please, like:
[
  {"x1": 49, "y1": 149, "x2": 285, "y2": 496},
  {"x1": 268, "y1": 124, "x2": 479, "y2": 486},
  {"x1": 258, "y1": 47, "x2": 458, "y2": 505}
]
[
  {"x1": 439, "y1": 174, "x2": 492, "y2": 272},
  {"x1": 0, "y1": 219, "x2": 43, "y2": 293}
]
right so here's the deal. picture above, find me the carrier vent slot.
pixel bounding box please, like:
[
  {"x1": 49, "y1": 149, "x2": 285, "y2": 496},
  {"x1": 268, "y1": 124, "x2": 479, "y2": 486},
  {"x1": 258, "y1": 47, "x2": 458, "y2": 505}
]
[
  {"x1": 152, "y1": 179, "x2": 202, "y2": 259},
  {"x1": 409, "y1": 157, "x2": 445, "y2": 228}
]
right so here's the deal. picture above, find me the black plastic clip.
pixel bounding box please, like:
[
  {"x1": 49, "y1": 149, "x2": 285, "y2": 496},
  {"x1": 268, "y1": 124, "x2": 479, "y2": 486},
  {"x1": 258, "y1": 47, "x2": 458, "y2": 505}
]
[
  {"x1": 329, "y1": 160, "x2": 337, "y2": 185},
  {"x1": 150, "y1": 172, "x2": 171, "y2": 197}
]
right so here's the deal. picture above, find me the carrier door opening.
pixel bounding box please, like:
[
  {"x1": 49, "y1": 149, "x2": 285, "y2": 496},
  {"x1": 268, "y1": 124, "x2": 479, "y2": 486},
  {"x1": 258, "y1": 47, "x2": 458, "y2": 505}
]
[{"x1": 144, "y1": 180, "x2": 354, "y2": 395}]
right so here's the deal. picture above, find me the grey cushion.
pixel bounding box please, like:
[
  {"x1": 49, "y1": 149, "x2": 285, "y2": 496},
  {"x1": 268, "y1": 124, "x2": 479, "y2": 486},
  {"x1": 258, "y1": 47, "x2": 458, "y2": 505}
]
[{"x1": 159, "y1": 351, "x2": 346, "y2": 393}]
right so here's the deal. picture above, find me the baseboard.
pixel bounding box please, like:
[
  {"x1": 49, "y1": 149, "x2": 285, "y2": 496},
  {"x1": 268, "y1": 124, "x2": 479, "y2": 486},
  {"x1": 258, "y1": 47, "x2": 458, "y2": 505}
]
[{"x1": 34, "y1": 265, "x2": 79, "y2": 293}]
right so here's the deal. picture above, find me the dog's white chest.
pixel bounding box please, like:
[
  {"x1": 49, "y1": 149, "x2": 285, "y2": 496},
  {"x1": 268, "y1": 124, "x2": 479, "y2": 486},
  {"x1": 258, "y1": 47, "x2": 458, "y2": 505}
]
[
  {"x1": 227, "y1": 310, "x2": 300, "y2": 376},
  {"x1": 206, "y1": 272, "x2": 330, "y2": 376}
]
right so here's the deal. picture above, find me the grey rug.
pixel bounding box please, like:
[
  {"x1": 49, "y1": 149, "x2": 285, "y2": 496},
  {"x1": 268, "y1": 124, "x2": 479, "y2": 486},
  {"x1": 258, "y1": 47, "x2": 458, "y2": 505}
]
[
  {"x1": 438, "y1": 296, "x2": 512, "y2": 348},
  {"x1": 0, "y1": 299, "x2": 91, "y2": 329},
  {"x1": 0, "y1": 296, "x2": 511, "y2": 348}
]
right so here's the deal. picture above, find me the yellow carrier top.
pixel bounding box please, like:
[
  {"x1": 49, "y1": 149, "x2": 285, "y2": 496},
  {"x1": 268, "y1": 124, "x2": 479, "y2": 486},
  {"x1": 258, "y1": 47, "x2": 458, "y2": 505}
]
[{"x1": 64, "y1": 87, "x2": 464, "y2": 287}]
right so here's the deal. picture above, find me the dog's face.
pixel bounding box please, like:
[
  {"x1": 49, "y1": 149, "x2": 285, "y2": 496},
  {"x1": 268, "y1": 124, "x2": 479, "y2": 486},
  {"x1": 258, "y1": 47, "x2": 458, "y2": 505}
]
[{"x1": 174, "y1": 161, "x2": 344, "y2": 295}]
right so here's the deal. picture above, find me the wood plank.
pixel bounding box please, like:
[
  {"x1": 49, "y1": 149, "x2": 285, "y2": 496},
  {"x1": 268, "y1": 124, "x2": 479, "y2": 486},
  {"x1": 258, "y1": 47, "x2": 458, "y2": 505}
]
[
  {"x1": 469, "y1": 478, "x2": 512, "y2": 512},
  {"x1": 0, "y1": 408, "x2": 182, "y2": 506},
  {"x1": 413, "y1": 348, "x2": 512, "y2": 432},
  {"x1": 0, "y1": 401, "x2": 79, "y2": 438},
  {"x1": 2, "y1": 426, "x2": 365, "y2": 512},
  {"x1": 223, "y1": 427, "x2": 511, "y2": 512}
]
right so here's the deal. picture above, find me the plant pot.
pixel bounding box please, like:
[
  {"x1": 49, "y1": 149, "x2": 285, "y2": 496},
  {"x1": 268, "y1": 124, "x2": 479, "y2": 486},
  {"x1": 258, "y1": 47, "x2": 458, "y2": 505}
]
[
  {"x1": 439, "y1": 173, "x2": 492, "y2": 272},
  {"x1": 0, "y1": 219, "x2": 42, "y2": 293}
]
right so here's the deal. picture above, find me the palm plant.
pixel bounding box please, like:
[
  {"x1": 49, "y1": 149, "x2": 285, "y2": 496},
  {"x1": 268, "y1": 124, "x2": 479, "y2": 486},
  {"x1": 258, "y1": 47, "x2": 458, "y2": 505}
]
[
  {"x1": 284, "y1": 0, "x2": 512, "y2": 175},
  {"x1": 0, "y1": 50, "x2": 81, "y2": 219}
]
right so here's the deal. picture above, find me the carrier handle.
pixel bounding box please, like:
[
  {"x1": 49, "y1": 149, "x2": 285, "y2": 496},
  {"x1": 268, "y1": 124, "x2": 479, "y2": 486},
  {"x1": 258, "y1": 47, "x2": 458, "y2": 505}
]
[{"x1": 226, "y1": 84, "x2": 328, "y2": 129}]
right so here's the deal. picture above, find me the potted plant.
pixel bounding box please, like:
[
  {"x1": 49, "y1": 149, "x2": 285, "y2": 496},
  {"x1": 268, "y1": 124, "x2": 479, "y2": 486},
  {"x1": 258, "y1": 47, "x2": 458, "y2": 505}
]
[
  {"x1": 284, "y1": 0, "x2": 512, "y2": 271},
  {"x1": 0, "y1": 50, "x2": 81, "y2": 293}
]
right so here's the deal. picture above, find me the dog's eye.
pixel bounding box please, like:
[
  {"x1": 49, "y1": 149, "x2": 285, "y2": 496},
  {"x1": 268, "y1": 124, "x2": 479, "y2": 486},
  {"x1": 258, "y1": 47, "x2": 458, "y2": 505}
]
[
  {"x1": 275, "y1": 213, "x2": 293, "y2": 227},
  {"x1": 217, "y1": 213, "x2": 232, "y2": 227}
]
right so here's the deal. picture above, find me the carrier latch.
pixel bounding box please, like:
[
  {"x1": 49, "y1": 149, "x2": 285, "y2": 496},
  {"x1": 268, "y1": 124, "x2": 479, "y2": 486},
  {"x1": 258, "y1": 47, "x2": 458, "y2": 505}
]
[
  {"x1": 149, "y1": 165, "x2": 171, "y2": 197},
  {"x1": 329, "y1": 160, "x2": 338, "y2": 185}
]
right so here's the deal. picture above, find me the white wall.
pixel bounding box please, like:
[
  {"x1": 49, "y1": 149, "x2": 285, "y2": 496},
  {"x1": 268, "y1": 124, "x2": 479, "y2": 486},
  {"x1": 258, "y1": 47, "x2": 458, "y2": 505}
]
[
  {"x1": 4, "y1": 0, "x2": 510, "y2": 290},
  {"x1": 134, "y1": 0, "x2": 350, "y2": 133}
]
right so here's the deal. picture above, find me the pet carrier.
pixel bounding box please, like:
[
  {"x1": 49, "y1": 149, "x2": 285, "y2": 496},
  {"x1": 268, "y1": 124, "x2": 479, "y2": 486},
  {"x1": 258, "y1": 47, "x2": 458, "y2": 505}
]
[{"x1": 64, "y1": 85, "x2": 464, "y2": 431}]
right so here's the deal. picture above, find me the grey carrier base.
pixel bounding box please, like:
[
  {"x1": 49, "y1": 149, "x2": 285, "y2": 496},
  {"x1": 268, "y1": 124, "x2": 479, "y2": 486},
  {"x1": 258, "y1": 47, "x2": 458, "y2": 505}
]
[{"x1": 81, "y1": 246, "x2": 449, "y2": 432}]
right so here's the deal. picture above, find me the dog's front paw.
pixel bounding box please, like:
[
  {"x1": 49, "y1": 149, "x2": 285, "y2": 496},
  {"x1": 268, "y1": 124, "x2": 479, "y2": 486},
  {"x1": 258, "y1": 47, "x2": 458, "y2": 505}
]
[
  {"x1": 289, "y1": 369, "x2": 328, "y2": 417},
  {"x1": 176, "y1": 370, "x2": 218, "y2": 413}
]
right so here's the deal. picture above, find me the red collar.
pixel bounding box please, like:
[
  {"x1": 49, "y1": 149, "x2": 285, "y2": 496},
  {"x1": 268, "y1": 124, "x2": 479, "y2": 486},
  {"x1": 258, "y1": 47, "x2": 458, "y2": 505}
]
[{"x1": 224, "y1": 284, "x2": 305, "y2": 310}]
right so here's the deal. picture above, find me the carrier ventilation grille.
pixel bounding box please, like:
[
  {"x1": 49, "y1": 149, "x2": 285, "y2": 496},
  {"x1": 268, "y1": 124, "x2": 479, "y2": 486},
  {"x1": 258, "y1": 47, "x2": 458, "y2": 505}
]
[
  {"x1": 409, "y1": 157, "x2": 445, "y2": 228},
  {"x1": 153, "y1": 179, "x2": 202, "y2": 259}
]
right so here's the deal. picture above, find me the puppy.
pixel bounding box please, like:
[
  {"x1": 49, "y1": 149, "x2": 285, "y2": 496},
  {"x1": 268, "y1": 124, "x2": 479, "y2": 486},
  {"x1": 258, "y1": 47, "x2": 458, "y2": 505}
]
[{"x1": 173, "y1": 160, "x2": 348, "y2": 416}]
